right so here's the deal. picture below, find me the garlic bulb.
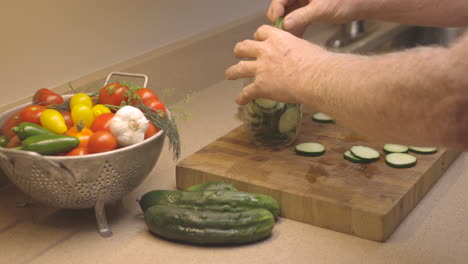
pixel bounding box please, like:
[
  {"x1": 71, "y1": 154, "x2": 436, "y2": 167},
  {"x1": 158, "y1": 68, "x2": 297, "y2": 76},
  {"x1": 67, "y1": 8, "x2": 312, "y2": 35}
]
[{"x1": 109, "y1": 105, "x2": 149, "y2": 147}]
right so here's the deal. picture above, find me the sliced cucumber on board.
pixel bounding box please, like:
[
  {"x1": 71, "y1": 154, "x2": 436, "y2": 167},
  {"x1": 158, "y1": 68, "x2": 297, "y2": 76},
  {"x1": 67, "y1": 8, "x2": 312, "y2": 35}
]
[
  {"x1": 409, "y1": 146, "x2": 438, "y2": 155},
  {"x1": 385, "y1": 153, "x2": 417, "y2": 168},
  {"x1": 311, "y1": 112, "x2": 335, "y2": 123},
  {"x1": 350, "y1": 146, "x2": 380, "y2": 162},
  {"x1": 344, "y1": 150, "x2": 368, "y2": 163},
  {"x1": 295, "y1": 142, "x2": 326, "y2": 157},
  {"x1": 278, "y1": 106, "x2": 300, "y2": 133},
  {"x1": 383, "y1": 144, "x2": 409, "y2": 154}
]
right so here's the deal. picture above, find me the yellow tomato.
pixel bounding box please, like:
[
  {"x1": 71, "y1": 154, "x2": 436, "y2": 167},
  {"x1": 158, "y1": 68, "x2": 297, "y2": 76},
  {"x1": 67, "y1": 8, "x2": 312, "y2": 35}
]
[
  {"x1": 39, "y1": 109, "x2": 68, "y2": 134},
  {"x1": 92, "y1": 104, "x2": 111, "y2": 117},
  {"x1": 71, "y1": 104, "x2": 95, "y2": 128},
  {"x1": 70, "y1": 93, "x2": 93, "y2": 109}
]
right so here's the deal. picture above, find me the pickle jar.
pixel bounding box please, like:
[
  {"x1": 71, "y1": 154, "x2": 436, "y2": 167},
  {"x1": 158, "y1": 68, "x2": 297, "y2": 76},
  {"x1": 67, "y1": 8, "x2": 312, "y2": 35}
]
[{"x1": 242, "y1": 98, "x2": 302, "y2": 148}]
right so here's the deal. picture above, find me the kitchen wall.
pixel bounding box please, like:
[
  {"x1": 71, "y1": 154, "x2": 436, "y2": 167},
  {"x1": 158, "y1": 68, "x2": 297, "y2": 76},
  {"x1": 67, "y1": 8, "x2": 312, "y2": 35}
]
[{"x1": 1, "y1": 0, "x2": 269, "y2": 107}]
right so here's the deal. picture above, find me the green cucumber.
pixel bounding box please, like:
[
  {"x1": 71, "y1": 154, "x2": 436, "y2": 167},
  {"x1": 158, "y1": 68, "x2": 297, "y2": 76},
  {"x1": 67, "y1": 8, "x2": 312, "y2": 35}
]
[
  {"x1": 144, "y1": 205, "x2": 274, "y2": 245},
  {"x1": 385, "y1": 153, "x2": 417, "y2": 168},
  {"x1": 350, "y1": 145, "x2": 380, "y2": 162},
  {"x1": 311, "y1": 112, "x2": 335, "y2": 123},
  {"x1": 139, "y1": 190, "x2": 280, "y2": 218},
  {"x1": 185, "y1": 181, "x2": 237, "y2": 192},
  {"x1": 383, "y1": 144, "x2": 409, "y2": 154},
  {"x1": 295, "y1": 142, "x2": 326, "y2": 157},
  {"x1": 344, "y1": 150, "x2": 367, "y2": 163},
  {"x1": 254, "y1": 98, "x2": 278, "y2": 109},
  {"x1": 278, "y1": 106, "x2": 300, "y2": 133},
  {"x1": 409, "y1": 146, "x2": 438, "y2": 155}
]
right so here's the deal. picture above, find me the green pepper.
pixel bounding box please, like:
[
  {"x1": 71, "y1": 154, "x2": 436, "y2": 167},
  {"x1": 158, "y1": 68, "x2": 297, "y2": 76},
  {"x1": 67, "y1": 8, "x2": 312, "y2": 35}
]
[
  {"x1": 17, "y1": 134, "x2": 80, "y2": 155},
  {"x1": 0, "y1": 136, "x2": 9, "y2": 148},
  {"x1": 12, "y1": 122, "x2": 55, "y2": 140}
]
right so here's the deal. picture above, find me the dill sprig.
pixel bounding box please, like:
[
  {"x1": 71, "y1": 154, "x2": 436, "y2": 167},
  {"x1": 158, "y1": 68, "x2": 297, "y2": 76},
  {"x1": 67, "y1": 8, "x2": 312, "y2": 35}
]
[
  {"x1": 139, "y1": 104, "x2": 181, "y2": 160},
  {"x1": 105, "y1": 103, "x2": 181, "y2": 160}
]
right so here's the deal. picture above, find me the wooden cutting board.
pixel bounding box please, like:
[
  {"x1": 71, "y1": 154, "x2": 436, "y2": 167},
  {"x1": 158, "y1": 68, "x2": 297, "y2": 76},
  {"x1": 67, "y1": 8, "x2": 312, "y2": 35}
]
[{"x1": 176, "y1": 111, "x2": 459, "y2": 241}]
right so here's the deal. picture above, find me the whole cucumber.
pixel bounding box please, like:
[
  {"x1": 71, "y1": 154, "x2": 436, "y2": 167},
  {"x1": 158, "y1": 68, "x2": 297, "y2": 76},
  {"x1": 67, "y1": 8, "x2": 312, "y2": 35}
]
[
  {"x1": 144, "y1": 205, "x2": 274, "y2": 245},
  {"x1": 185, "y1": 181, "x2": 237, "y2": 192},
  {"x1": 19, "y1": 134, "x2": 80, "y2": 155},
  {"x1": 139, "y1": 190, "x2": 280, "y2": 218}
]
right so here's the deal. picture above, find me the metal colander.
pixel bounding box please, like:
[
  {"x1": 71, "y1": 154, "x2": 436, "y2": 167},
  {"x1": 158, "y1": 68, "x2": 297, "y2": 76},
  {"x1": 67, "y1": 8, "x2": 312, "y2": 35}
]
[{"x1": 0, "y1": 72, "x2": 166, "y2": 237}]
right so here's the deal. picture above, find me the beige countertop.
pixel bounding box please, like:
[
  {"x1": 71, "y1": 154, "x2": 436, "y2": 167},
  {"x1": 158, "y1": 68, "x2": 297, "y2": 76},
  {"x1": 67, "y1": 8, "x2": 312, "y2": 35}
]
[{"x1": 1, "y1": 80, "x2": 468, "y2": 264}]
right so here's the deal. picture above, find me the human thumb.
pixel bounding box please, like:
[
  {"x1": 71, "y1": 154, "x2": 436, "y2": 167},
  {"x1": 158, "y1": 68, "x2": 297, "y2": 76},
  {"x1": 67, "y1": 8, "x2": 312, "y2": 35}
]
[{"x1": 283, "y1": 4, "x2": 317, "y2": 31}]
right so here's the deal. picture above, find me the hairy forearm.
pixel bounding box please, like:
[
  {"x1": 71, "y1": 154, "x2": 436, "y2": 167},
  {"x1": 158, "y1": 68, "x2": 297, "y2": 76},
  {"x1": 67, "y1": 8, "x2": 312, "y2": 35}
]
[
  {"x1": 304, "y1": 35, "x2": 468, "y2": 150},
  {"x1": 360, "y1": 0, "x2": 468, "y2": 26}
]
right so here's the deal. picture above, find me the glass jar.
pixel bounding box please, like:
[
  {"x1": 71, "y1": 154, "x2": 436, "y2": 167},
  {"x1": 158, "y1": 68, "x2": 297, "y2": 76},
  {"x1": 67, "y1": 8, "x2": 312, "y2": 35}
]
[{"x1": 242, "y1": 98, "x2": 302, "y2": 148}]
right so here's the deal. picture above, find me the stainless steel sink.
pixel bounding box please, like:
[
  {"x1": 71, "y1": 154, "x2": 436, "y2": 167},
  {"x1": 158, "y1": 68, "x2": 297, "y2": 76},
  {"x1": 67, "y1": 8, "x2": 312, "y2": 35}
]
[{"x1": 309, "y1": 21, "x2": 466, "y2": 54}]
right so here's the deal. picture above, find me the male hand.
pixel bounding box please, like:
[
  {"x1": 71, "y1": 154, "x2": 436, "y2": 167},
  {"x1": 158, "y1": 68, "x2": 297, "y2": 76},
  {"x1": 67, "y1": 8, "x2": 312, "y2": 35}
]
[
  {"x1": 267, "y1": 0, "x2": 362, "y2": 36},
  {"x1": 225, "y1": 25, "x2": 331, "y2": 105}
]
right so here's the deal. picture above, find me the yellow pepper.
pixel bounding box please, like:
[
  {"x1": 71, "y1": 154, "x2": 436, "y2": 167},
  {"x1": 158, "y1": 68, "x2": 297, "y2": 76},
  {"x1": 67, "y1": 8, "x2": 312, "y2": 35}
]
[
  {"x1": 39, "y1": 109, "x2": 68, "y2": 134},
  {"x1": 92, "y1": 104, "x2": 111, "y2": 117},
  {"x1": 71, "y1": 104, "x2": 95, "y2": 128},
  {"x1": 70, "y1": 93, "x2": 93, "y2": 109}
]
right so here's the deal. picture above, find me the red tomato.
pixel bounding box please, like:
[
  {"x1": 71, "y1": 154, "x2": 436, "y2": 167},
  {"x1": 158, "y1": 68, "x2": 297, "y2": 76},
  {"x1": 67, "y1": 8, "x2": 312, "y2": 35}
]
[
  {"x1": 33, "y1": 88, "x2": 64, "y2": 106},
  {"x1": 1, "y1": 111, "x2": 22, "y2": 139},
  {"x1": 98, "y1": 83, "x2": 129, "y2": 106},
  {"x1": 65, "y1": 123, "x2": 94, "y2": 148},
  {"x1": 88, "y1": 131, "x2": 118, "y2": 153},
  {"x1": 130, "y1": 88, "x2": 158, "y2": 105},
  {"x1": 91, "y1": 113, "x2": 115, "y2": 132},
  {"x1": 145, "y1": 122, "x2": 160, "y2": 139},
  {"x1": 19, "y1": 105, "x2": 47, "y2": 125},
  {"x1": 59, "y1": 110, "x2": 73, "y2": 130},
  {"x1": 6, "y1": 135, "x2": 21, "y2": 148},
  {"x1": 66, "y1": 147, "x2": 89, "y2": 156},
  {"x1": 144, "y1": 98, "x2": 166, "y2": 113}
]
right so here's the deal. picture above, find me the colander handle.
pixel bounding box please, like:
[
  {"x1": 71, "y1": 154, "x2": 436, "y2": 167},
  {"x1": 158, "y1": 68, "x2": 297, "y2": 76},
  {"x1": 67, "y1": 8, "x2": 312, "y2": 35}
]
[{"x1": 104, "y1": 72, "x2": 148, "y2": 87}]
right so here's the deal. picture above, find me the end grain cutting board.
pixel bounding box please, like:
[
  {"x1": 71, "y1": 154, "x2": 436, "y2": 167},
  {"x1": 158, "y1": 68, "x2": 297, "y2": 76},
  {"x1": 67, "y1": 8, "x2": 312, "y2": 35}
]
[{"x1": 176, "y1": 111, "x2": 459, "y2": 241}]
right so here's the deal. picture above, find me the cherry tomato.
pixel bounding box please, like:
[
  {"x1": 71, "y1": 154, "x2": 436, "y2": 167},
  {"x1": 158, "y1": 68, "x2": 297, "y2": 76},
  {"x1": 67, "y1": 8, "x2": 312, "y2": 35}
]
[
  {"x1": 70, "y1": 93, "x2": 93, "y2": 109},
  {"x1": 65, "y1": 122, "x2": 94, "y2": 148},
  {"x1": 1, "y1": 111, "x2": 22, "y2": 139},
  {"x1": 19, "y1": 105, "x2": 47, "y2": 125},
  {"x1": 59, "y1": 110, "x2": 74, "y2": 130},
  {"x1": 145, "y1": 122, "x2": 160, "y2": 139},
  {"x1": 98, "y1": 83, "x2": 129, "y2": 107},
  {"x1": 144, "y1": 98, "x2": 166, "y2": 113},
  {"x1": 66, "y1": 147, "x2": 89, "y2": 156},
  {"x1": 129, "y1": 88, "x2": 158, "y2": 105},
  {"x1": 88, "y1": 131, "x2": 118, "y2": 153},
  {"x1": 91, "y1": 113, "x2": 115, "y2": 132},
  {"x1": 32, "y1": 88, "x2": 64, "y2": 106},
  {"x1": 6, "y1": 135, "x2": 21, "y2": 148}
]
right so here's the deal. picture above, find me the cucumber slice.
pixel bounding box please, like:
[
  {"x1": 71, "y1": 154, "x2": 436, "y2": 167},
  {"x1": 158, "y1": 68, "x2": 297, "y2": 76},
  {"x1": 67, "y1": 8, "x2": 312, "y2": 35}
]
[
  {"x1": 383, "y1": 144, "x2": 409, "y2": 154},
  {"x1": 409, "y1": 146, "x2": 438, "y2": 155},
  {"x1": 350, "y1": 146, "x2": 380, "y2": 162},
  {"x1": 295, "y1": 142, "x2": 326, "y2": 157},
  {"x1": 385, "y1": 153, "x2": 417, "y2": 168},
  {"x1": 245, "y1": 102, "x2": 259, "y2": 116},
  {"x1": 344, "y1": 150, "x2": 368, "y2": 163},
  {"x1": 254, "y1": 98, "x2": 278, "y2": 109},
  {"x1": 312, "y1": 112, "x2": 335, "y2": 123},
  {"x1": 278, "y1": 106, "x2": 300, "y2": 133}
]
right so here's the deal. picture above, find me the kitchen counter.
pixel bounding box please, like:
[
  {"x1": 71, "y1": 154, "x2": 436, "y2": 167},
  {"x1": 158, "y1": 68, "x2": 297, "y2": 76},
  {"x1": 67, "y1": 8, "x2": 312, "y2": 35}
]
[{"x1": 1, "y1": 80, "x2": 468, "y2": 264}]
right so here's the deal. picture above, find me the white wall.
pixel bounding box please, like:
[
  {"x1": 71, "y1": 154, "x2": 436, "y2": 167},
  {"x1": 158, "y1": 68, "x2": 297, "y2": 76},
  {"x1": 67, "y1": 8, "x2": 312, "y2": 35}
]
[{"x1": 1, "y1": 0, "x2": 268, "y2": 106}]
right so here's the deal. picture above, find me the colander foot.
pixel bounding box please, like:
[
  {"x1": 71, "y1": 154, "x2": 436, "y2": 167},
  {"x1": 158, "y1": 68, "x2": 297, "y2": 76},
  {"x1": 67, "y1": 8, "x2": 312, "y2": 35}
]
[{"x1": 95, "y1": 188, "x2": 112, "y2": 237}]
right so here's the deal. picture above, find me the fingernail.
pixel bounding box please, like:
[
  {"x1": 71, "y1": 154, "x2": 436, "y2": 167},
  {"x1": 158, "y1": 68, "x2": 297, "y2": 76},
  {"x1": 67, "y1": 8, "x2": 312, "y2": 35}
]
[{"x1": 284, "y1": 18, "x2": 295, "y2": 30}]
